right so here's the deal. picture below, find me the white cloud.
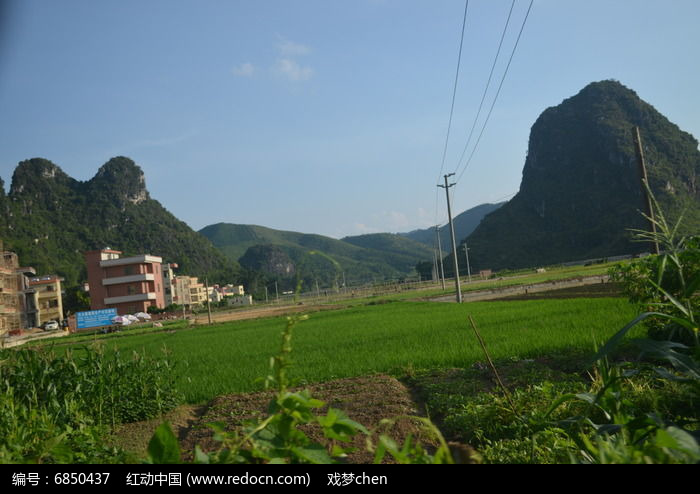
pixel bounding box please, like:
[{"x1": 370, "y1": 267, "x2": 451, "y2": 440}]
[
  {"x1": 274, "y1": 58, "x2": 313, "y2": 82},
  {"x1": 232, "y1": 62, "x2": 255, "y2": 77},
  {"x1": 233, "y1": 38, "x2": 313, "y2": 83},
  {"x1": 277, "y1": 38, "x2": 311, "y2": 56}
]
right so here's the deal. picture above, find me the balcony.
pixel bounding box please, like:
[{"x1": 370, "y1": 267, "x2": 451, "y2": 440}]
[
  {"x1": 104, "y1": 292, "x2": 157, "y2": 305},
  {"x1": 102, "y1": 273, "x2": 155, "y2": 286}
]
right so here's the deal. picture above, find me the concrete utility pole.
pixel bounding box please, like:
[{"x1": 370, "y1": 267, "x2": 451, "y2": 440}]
[
  {"x1": 275, "y1": 281, "x2": 279, "y2": 304},
  {"x1": 204, "y1": 278, "x2": 212, "y2": 325},
  {"x1": 435, "y1": 225, "x2": 446, "y2": 290},
  {"x1": 438, "y1": 174, "x2": 462, "y2": 303},
  {"x1": 633, "y1": 126, "x2": 660, "y2": 255},
  {"x1": 463, "y1": 243, "x2": 472, "y2": 283},
  {"x1": 264, "y1": 286, "x2": 268, "y2": 304},
  {"x1": 432, "y1": 249, "x2": 438, "y2": 283}
]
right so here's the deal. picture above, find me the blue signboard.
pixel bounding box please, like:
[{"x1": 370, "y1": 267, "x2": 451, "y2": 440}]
[{"x1": 76, "y1": 309, "x2": 118, "y2": 329}]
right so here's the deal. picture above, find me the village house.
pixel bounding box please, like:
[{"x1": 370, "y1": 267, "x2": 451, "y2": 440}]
[{"x1": 84, "y1": 248, "x2": 166, "y2": 315}]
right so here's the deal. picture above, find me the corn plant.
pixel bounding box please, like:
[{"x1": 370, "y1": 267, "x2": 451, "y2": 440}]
[
  {"x1": 610, "y1": 182, "x2": 700, "y2": 347},
  {"x1": 0, "y1": 344, "x2": 181, "y2": 463}
]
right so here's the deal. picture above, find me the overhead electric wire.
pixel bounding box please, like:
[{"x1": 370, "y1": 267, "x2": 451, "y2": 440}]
[
  {"x1": 454, "y1": 0, "x2": 534, "y2": 184},
  {"x1": 434, "y1": 0, "x2": 470, "y2": 225},
  {"x1": 453, "y1": 0, "x2": 516, "y2": 175}
]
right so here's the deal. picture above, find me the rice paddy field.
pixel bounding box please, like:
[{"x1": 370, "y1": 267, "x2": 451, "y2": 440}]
[
  {"x1": 306, "y1": 262, "x2": 619, "y2": 306},
  {"x1": 63, "y1": 297, "x2": 640, "y2": 403}
]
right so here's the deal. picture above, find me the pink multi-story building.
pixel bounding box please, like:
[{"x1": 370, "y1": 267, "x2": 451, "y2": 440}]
[{"x1": 84, "y1": 249, "x2": 166, "y2": 315}]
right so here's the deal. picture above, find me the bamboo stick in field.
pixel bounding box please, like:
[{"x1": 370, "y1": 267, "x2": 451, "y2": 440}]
[{"x1": 468, "y1": 315, "x2": 518, "y2": 414}]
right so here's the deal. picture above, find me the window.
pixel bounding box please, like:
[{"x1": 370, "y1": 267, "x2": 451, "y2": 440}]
[
  {"x1": 124, "y1": 266, "x2": 135, "y2": 275},
  {"x1": 128, "y1": 285, "x2": 138, "y2": 295}
]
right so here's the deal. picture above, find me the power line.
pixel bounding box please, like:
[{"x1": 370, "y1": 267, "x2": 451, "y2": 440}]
[
  {"x1": 455, "y1": 0, "x2": 534, "y2": 184},
  {"x1": 453, "y1": 0, "x2": 516, "y2": 175},
  {"x1": 434, "y1": 0, "x2": 470, "y2": 225}
]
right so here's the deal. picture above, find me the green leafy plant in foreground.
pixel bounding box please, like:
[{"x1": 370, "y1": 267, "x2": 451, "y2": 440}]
[
  {"x1": 610, "y1": 183, "x2": 700, "y2": 347},
  {"x1": 147, "y1": 315, "x2": 455, "y2": 464},
  {"x1": 548, "y1": 186, "x2": 700, "y2": 463}
]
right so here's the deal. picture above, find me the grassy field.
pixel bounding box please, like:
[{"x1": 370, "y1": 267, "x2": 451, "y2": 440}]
[{"x1": 64, "y1": 297, "x2": 640, "y2": 403}]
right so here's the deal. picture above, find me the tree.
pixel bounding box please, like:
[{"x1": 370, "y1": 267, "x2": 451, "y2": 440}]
[
  {"x1": 63, "y1": 285, "x2": 90, "y2": 315},
  {"x1": 415, "y1": 261, "x2": 434, "y2": 281}
]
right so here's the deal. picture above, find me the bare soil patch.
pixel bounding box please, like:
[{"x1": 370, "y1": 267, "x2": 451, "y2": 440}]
[
  {"x1": 486, "y1": 282, "x2": 622, "y2": 301},
  {"x1": 114, "y1": 375, "x2": 441, "y2": 463}
]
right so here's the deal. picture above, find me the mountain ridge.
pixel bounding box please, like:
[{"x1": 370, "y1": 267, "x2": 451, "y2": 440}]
[
  {"x1": 457, "y1": 80, "x2": 700, "y2": 273},
  {"x1": 0, "y1": 157, "x2": 240, "y2": 287}
]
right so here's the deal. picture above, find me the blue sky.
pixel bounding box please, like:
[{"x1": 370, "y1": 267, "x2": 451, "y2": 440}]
[{"x1": 1, "y1": 0, "x2": 699, "y2": 238}]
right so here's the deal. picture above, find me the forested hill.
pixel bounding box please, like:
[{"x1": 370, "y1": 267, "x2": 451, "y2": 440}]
[
  {"x1": 400, "y1": 202, "x2": 505, "y2": 250},
  {"x1": 0, "y1": 157, "x2": 240, "y2": 286},
  {"x1": 455, "y1": 80, "x2": 700, "y2": 273},
  {"x1": 199, "y1": 223, "x2": 434, "y2": 292}
]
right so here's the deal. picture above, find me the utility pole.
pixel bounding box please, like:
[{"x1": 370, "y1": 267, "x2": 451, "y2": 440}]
[
  {"x1": 463, "y1": 243, "x2": 472, "y2": 283},
  {"x1": 432, "y1": 249, "x2": 438, "y2": 283},
  {"x1": 438, "y1": 174, "x2": 462, "y2": 303},
  {"x1": 275, "y1": 281, "x2": 279, "y2": 304},
  {"x1": 435, "y1": 225, "x2": 446, "y2": 290},
  {"x1": 264, "y1": 285, "x2": 268, "y2": 304},
  {"x1": 204, "y1": 278, "x2": 212, "y2": 325},
  {"x1": 633, "y1": 126, "x2": 660, "y2": 255}
]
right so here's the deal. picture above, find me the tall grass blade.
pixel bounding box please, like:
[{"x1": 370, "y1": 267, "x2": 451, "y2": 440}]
[{"x1": 588, "y1": 312, "x2": 666, "y2": 365}]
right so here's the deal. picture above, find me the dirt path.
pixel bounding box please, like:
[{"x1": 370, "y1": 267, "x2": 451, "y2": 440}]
[
  {"x1": 194, "y1": 303, "x2": 349, "y2": 325},
  {"x1": 429, "y1": 274, "x2": 612, "y2": 303}
]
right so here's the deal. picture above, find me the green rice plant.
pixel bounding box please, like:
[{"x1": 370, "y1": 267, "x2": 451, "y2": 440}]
[{"x1": 62, "y1": 298, "x2": 637, "y2": 403}]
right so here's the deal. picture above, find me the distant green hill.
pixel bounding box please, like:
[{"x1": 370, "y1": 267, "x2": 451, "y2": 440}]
[
  {"x1": 453, "y1": 80, "x2": 700, "y2": 273},
  {"x1": 0, "y1": 157, "x2": 240, "y2": 287},
  {"x1": 199, "y1": 223, "x2": 434, "y2": 293},
  {"x1": 400, "y1": 202, "x2": 505, "y2": 250}
]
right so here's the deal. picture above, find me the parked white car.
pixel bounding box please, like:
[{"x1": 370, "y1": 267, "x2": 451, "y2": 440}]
[{"x1": 43, "y1": 320, "x2": 59, "y2": 331}]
